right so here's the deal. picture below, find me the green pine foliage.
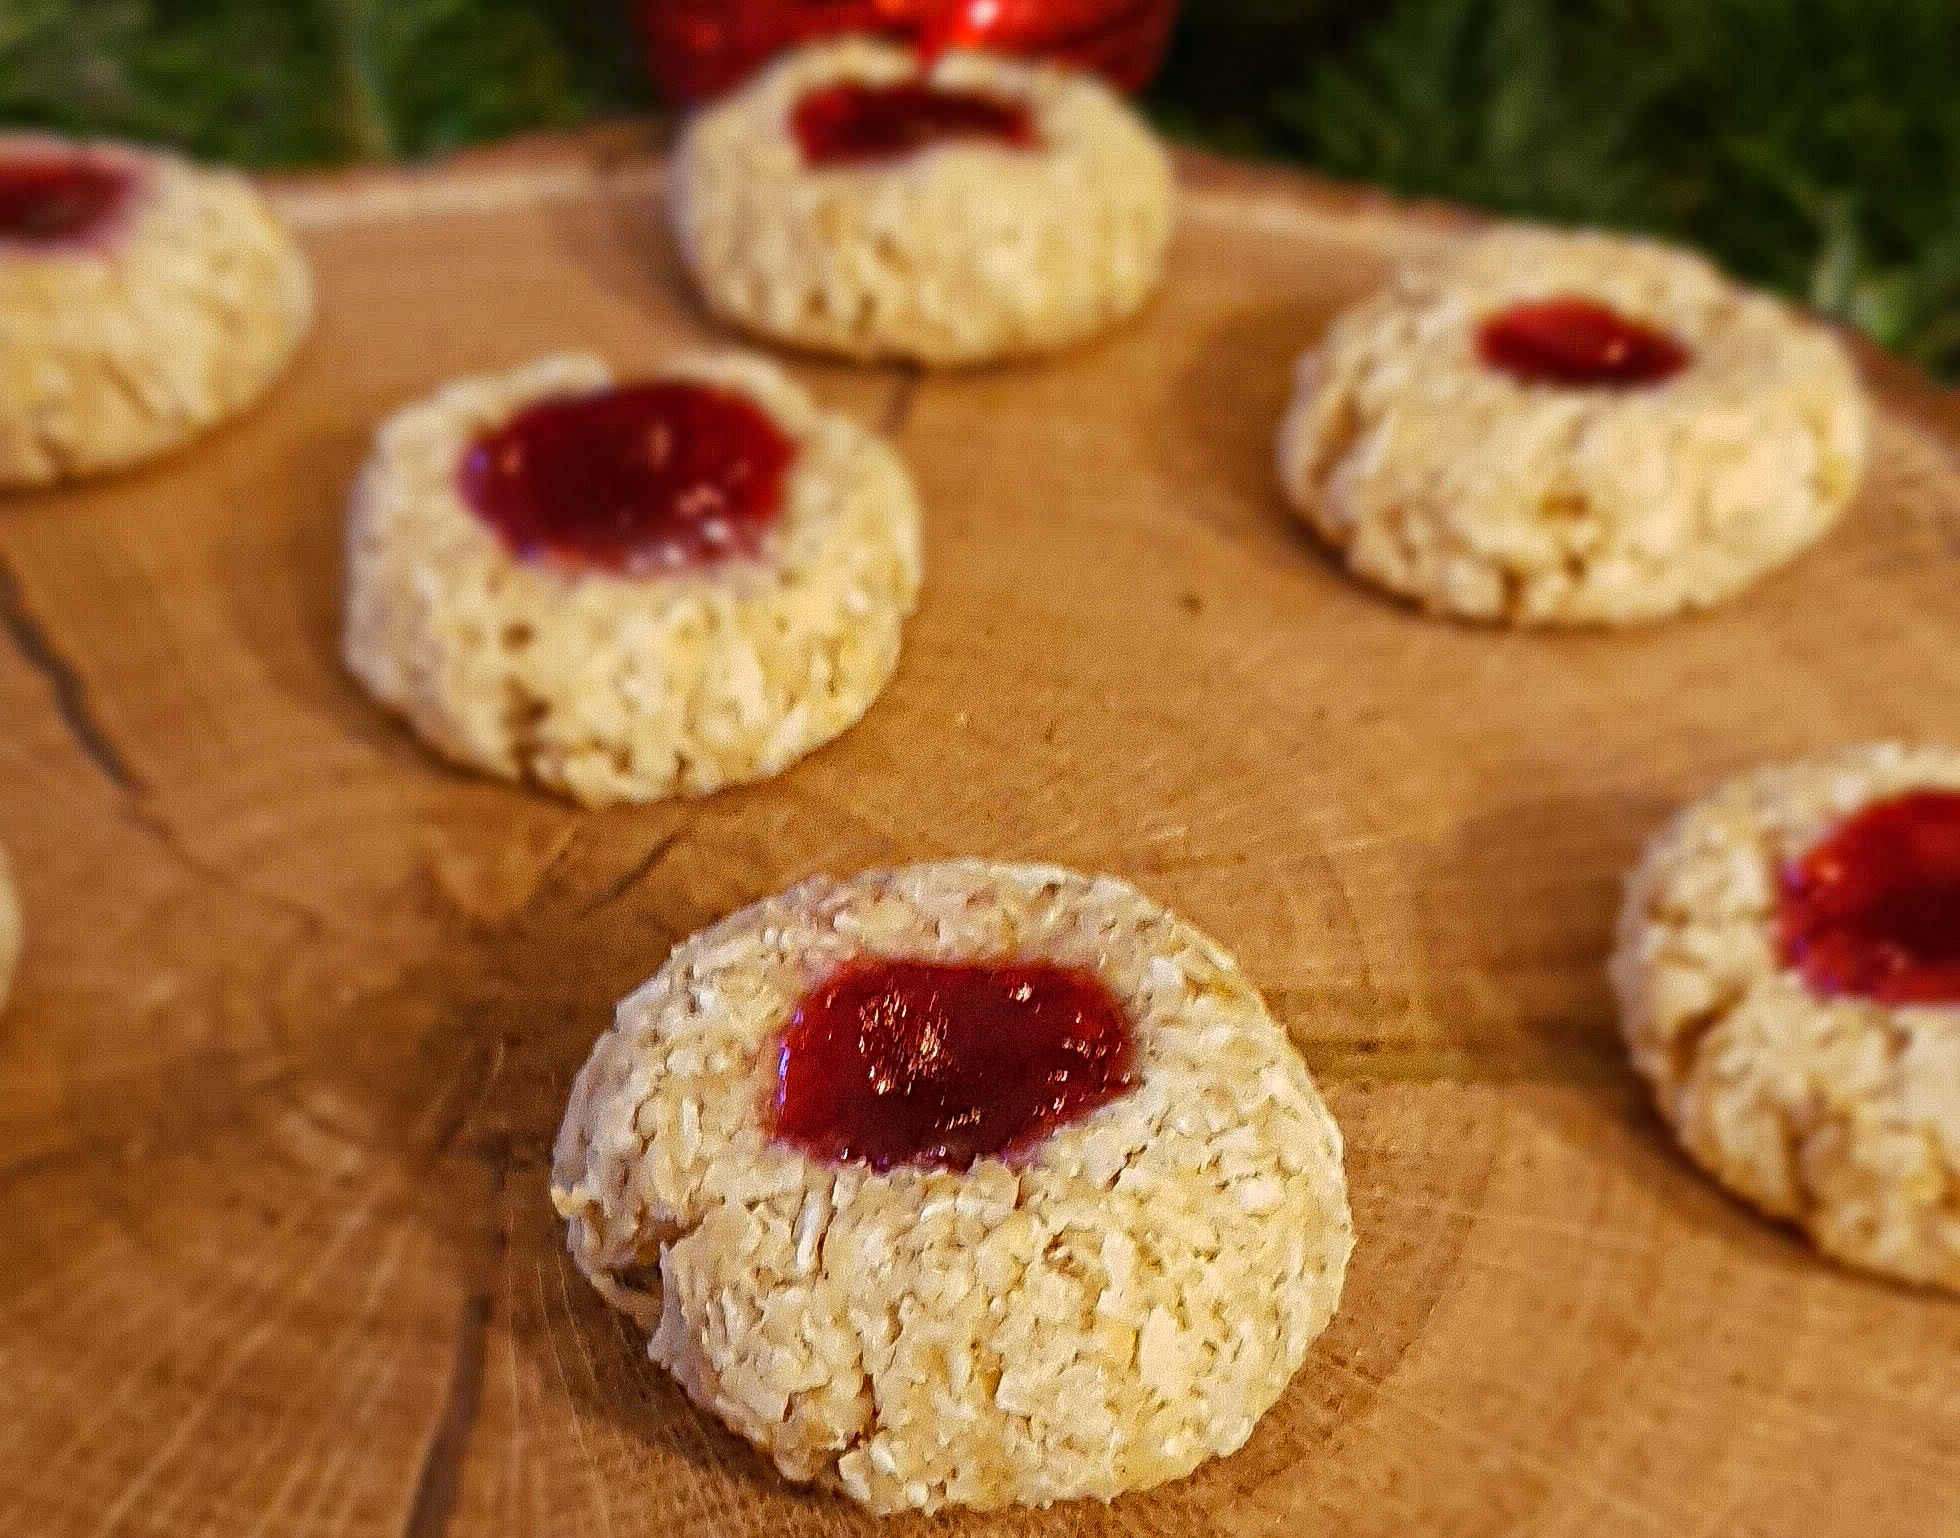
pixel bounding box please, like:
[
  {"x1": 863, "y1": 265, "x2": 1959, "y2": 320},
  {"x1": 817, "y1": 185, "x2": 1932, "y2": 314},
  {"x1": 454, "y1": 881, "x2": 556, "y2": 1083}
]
[
  {"x1": 0, "y1": 0, "x2": 648, "y2": 165},
  {"x1": 2, "y1": 1, "x2": 1955, "y2": 375},
  {"x1": 1153, "y1": 0, "x2": 1960, "y2": 376}
]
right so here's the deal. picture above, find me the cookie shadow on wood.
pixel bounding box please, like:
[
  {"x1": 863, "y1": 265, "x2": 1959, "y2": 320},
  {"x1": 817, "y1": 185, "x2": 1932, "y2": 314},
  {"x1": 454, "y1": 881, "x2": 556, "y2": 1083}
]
[
  {"x1": 548, "y1": 167, "x2": 711, "y2": 338},
  {"x1": 217, "y1": 423, "x2": 460, "y2": 778},
  {"x1": 1410, "y1": 786, "x2": 1661, "y2": 1088},
  {"x1": 1423, "y1": 789, "x2": 1895, "y2": 1278},
  {"x1": 1152, "y1": 294, "x2": 1350, "y2": 568}
]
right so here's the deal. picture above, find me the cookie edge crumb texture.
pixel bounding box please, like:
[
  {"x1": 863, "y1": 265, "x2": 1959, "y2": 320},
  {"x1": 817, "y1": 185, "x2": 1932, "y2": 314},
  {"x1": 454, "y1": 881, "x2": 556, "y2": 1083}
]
[
  {"x1": 0, "y1": 134, "x2": 314, "y2": 488},
  {"x1": 1610, "y1": 743, "x2": 1960, "y2": 1290},
  {"x1": 670, "y1": 40, "x2": 1176, "y2": 365},
  {"x1": 550, "y1": 860, "x2": 1353, "y2": 1513}
]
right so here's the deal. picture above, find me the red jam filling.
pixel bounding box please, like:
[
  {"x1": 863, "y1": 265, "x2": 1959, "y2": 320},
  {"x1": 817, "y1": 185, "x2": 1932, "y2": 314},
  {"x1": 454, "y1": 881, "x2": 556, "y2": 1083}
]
[
  {"x1": 458, "y1": 382, "x2": 796, "y2": 575},
  {"x1": 792, "y1": 82, "x2": 1038, "y2": 167},
  {"x1": 772, "y1": 959, "x2": 1136, "y2": 1171},
  {"x1": 1778, "y1": 791, "x2": 1960, "y2": 1005},
  {"x1": 0, "y1": 155, "x2": 132, "y2": 244},
  {"x1": 1477, "y1": 297, "x2": 1690, "y2": 387}
]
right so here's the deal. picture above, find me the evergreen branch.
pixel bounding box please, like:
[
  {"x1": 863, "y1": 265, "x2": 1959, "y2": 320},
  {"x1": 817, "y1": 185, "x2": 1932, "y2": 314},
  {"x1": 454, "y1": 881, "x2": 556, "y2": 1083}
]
[{"x1": 0, "y1": 0, "x2": 1954, "y2": 376}]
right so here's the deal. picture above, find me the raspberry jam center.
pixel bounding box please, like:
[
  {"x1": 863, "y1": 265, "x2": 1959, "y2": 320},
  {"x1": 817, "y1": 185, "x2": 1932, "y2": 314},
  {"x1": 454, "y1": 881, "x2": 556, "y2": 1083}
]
[
  {"x1": 1778, "y1": 791, "x2": 1960, "y2": 1005},
  {"x1": 0, "y1": 155, "x2": 131, "y2": 244},
  {"x1": 792, "y1": 82, "x2": 1038, "y2": 167},
  {"x1": 458, "y1": 382, "x2": 796, "y2": 575},
  {"x1": 1478, "y1": 297, "x2": 1690, "y2": 387},
  {"x1": 772, "y1": 959, "x2": 1136, "y2": 1171}
]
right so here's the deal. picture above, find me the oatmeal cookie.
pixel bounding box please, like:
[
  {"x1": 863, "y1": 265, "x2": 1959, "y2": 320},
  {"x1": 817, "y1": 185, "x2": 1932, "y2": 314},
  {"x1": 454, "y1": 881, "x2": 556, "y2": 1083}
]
[
  {"x1": 671, "y1": 39, "x2": 1174, "y2": 365},
  {"x1": 0, "y1": 133, "x2": 313, "y2": 487},
  {"x1": 343, "y1": 352, "x2": 922, "y2": 805},
  {"x1": 1277, "y1": 227, "x2": 1868, "y2": 624},
  {"x1": 552, "y1": 861, "x2": 1353, "y2": 1512},
  {"x1": 1612, "y1": 744, "x2": 1960, "y2": 1289}
]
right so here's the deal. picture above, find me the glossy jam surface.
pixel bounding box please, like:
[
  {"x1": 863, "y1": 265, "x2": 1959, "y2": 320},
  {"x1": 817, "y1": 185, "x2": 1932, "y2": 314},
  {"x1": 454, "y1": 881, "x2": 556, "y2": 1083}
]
[
  {"x1": 637, "y1": 0, "x2": 1178, "y2": 103},
  {"x1": 458, "y1": 383, "x2": 796, "y2": 575},
  {"x1": 1778, "y1": 791, "x2": 1960, "y2": 1004},
  {"x1": 772, "y1": 959, "x2": 1136, "y2": 1170},
  {"x1": 792, "y1": 81, "x2": 1037, "y2": 166},
  {"x1": 0, "y1": 155, "x2": 132, "y2": 245},
  {"x1": 1477, "y1": 297, "x2": 1691, "y2": 387}
]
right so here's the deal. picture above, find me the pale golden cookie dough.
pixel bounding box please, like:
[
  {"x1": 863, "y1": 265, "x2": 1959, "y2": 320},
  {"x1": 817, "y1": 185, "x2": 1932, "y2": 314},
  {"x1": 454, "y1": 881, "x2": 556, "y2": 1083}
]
[
  {"x1": 671, "y1": 39, "x2": 1175, "y2": 365},
  {"x1": 1611, "y1": 744, "x2": 1960, "y2": 1289},
  {"x1": 552, "y1": 861, "x2": 1352, "y2": 1514},
  {"x1": 1277, "y1": 227, "x2": 1868, "y2": 624},
  {"x1": 0, "y1": 845, "x2": 18, "y2": 1012},
  {"x1": 344, "y1": 352, "x2": 923, "y2": 806},
  {"x1": 0, "y1": 134, "x2": 313, "y2": 487}
]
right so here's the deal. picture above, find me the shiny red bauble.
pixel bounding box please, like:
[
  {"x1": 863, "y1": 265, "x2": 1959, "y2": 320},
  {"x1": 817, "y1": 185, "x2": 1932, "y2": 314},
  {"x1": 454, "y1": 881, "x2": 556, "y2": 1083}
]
[{"x1": 636, "y1": 0, "x2": 1178, "y2": 103}]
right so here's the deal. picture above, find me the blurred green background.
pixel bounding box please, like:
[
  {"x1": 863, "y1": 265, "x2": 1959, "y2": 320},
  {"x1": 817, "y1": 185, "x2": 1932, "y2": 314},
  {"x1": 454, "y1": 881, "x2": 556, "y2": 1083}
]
[{"x1": 4, "y1": 1, "x2": 1956, "y2": 377}]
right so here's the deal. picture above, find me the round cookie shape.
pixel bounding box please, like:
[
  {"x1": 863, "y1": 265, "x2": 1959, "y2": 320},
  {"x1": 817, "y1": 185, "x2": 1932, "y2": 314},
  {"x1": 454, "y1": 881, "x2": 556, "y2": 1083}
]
[
  {"x1": 343, "y1": 352, "x2": 923, "y2": 806},
  {"x1": 1611, "y1": 744, "x2": 1960, "y2": 1290},
  {"x1": 670, "y1": 39, "x2": 1175, "y2": 365},
  {"x1": 552, "y1": 861, "x2": 1353, "y2": 1513},
  {"x1": 0, "y1": 844, "x2": 18, "y2": 1013},
  {"x1": 0, "y1": 134, "x2": 313, "y2": 488},
  {"x1": 1277, "y1": 227, "x2": 1869, "y2": 625}
]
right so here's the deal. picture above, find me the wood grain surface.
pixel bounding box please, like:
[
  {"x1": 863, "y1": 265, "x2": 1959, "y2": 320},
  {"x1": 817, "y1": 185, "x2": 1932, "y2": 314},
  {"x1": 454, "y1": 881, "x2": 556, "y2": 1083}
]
[{"x1": 1, "y1": 138, "x2": 1957, "y2": 1538}]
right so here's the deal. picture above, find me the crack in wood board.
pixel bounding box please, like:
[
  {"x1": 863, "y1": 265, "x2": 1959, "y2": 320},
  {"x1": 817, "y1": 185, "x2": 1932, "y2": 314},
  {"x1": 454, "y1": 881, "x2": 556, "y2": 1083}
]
[
  {"x1": 0, "y1": 556, "x2": 350, "y2": 935},
  {"x1": 0, "y1": 566, "x2": 339, "y2": 935},
  {"x1": 123, "y1": 798, "x2": 343, "y2": 937},
  {"x1": 402, "y1": 1137, "x2": 509, "y2": 1538},
  {"x1": 575, "y1": 828, "x2": 685, "y2": 919},
  {"x1": 0, "y1": 552, "x2": 145, "y2": 794}
]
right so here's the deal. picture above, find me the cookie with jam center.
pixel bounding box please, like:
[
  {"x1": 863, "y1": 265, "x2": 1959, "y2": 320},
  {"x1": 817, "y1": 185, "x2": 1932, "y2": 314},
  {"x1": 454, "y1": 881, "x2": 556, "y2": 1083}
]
[
  {"x1": 670, "y1": 39, "x2": 1174, "y2": 365},
  {"x1": 1612, "y1": 743, "x2": 1960, "y2": 1289},
  {"x1": 1277, "y1": 227, "x2": 1868, "y2": 624},
  {"x1": 552, "y1": 860, "x2": 1352, "y2": 1512},
  {"x1": 343, "y1": 352, "x2": 922, "y2": 805},
  {"x1": 0, "y1": 133, "x2": 312, "y2": 487}
]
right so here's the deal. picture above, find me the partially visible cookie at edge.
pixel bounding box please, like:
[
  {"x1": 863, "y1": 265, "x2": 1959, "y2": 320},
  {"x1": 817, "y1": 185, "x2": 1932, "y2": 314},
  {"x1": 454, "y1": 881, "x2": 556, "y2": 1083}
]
[
  {"x1": 1611, "y1": 743, "x2": 1960, "y2": 1289},
  {"x1": 0, "y1": 133, "x2": 313, "y2": 487},
  {"x1": 1277, "y1": 226, "x2": 1868, "y2": 625},
  {"x1": 552, "y1": 860, "x2": 1353, "y2": 1513}
]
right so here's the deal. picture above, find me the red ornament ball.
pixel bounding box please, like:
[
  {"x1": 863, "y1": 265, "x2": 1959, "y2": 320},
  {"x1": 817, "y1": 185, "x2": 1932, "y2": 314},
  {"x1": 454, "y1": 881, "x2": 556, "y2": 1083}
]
[{"x1": 636, "y1": 0, "x2": 1178, "y2": 103}]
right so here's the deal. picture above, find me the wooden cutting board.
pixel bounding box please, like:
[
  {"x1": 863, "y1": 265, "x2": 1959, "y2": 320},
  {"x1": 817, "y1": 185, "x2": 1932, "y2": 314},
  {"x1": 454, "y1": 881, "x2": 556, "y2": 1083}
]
[{"x1": 1, "y1": 135, "x2": 1956, "y2": 1538}]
